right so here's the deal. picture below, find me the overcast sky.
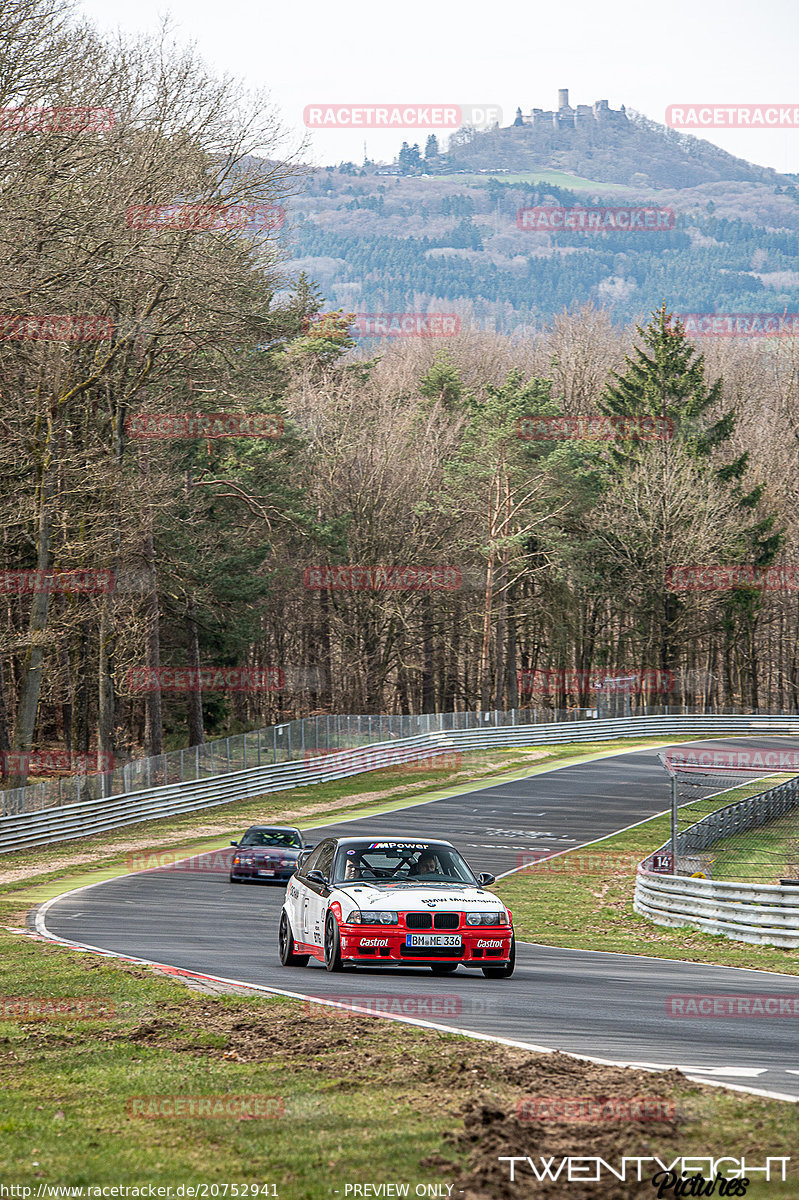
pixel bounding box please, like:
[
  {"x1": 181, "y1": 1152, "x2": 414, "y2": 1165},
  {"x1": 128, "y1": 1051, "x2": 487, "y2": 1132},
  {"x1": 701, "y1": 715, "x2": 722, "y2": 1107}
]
[{"x1": 78, "y1": 0, "x2": 799, "y2": 174}]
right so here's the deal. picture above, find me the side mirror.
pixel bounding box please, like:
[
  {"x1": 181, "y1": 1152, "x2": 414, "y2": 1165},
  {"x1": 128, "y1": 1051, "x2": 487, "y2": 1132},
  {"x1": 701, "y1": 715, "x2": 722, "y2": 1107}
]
[
  {"x1": 230, "y1": 840, "x2": 238, "y2": 847},
  {"x1": 477, "y1": 872, "x2": 496, "y2": 887},
  {"x1": 307, "y1": 869, "x2": 329, "y2": 888}
]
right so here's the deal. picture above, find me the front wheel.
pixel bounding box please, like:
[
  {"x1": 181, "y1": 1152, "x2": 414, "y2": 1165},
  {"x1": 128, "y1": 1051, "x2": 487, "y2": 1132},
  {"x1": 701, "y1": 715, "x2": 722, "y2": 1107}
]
[
  {"x1": 482, "y1": 934, "x2": 515, "y2": 979},
  {"x1": 324, "y1": 913, "x2": 345, "y2": 973},
  {"x1": 279, "y1": 911, "x2": 309, "y2": 967}
]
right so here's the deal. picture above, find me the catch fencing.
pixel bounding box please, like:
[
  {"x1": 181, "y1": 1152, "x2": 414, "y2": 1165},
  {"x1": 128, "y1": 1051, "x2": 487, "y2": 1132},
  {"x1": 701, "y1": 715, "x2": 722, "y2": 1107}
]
[
  {"x1": 5, "y1": 710, "x2": 799, "y2": 853},
  {"x1": 635, "y1": 773, "x2": 799, "y2": 947}
]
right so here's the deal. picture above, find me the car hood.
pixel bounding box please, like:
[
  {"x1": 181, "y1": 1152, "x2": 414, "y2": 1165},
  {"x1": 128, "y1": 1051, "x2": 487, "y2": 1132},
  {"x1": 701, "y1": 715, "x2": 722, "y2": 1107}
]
[{"x1": 334, "y1": 882, "x2": 505, "y2": 912}]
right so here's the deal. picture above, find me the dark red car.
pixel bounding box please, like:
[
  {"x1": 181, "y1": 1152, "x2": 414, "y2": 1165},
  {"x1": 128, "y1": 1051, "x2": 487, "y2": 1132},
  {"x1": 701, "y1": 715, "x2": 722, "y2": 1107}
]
[{"x1": 229, "y1": 825, "x2": 312, "y2": 884}]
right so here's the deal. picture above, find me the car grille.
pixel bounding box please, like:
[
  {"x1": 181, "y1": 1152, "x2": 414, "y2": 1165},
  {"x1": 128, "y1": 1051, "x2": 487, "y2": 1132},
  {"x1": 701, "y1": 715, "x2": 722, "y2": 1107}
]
[
  {"x1": 400, "y1": 945, "x2": 463, "y2": 958},
  {"x1": 434, "y1": 913, "x2": 459, "y2": 929},
  {"x1": 405, "y1": 912, "x2": 461, "y2": 929}
]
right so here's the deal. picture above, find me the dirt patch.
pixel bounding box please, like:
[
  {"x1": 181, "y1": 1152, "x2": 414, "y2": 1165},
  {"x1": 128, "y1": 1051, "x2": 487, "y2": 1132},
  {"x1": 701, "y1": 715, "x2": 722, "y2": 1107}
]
[
  {"x1": 91, "y1": 1000, "x2": 690, "y2": 1192},
  {"x1": 439, "y1": 1054, "x2": 685, "y2": 1199}
]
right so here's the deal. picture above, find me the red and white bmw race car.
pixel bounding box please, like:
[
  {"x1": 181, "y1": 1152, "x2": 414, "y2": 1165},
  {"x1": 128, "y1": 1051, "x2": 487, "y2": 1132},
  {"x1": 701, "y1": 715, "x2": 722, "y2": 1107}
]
[{"x1": 278, "y1": 835, "x2": 515, "y2": 977}]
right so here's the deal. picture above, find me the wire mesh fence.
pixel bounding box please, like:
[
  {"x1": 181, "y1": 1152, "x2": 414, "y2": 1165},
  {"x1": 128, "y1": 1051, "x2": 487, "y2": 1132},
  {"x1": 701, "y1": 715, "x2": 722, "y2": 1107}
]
[
  {"x1": 649, "y1": 747, "x2": 799, "y2": 881},
  {"x1": 0, "y1": 701, "x2": 792, "y2": 819}
]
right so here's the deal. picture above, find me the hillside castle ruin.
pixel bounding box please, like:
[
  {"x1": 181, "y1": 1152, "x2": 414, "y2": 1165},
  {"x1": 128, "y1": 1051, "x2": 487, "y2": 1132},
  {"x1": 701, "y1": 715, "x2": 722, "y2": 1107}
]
[{"x1": 513, "y1": 89, "x2": 628, "y2": 130}]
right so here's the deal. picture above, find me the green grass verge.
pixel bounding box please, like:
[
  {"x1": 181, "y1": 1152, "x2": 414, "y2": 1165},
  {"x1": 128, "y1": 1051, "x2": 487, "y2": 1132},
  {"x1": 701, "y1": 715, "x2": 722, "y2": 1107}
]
[
  {"x1": 0, "y1": 925, "x2": 796, "y2": 1194},
  {"x1": 497, "y1": 776, "x2": 799, "y2": 974},
  {"x1": 703, "y1": 809, "x2": 799, "y2": 884}
]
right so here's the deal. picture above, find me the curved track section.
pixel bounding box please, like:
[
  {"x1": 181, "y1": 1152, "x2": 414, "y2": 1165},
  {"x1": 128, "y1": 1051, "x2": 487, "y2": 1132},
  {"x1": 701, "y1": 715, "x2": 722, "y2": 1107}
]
[{"x1": 41, "y1": 739, "x2": 799, "y2": 1100}]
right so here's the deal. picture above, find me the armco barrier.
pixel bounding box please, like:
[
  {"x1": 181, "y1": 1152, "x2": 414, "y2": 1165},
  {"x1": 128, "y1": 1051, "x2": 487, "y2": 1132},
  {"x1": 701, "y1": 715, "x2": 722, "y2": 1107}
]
[
  {"x1": 5, "y1": 712, "x2": 799, "y2": 853},
  {"x1": 635, "y1": 871, "x2": 799, "y2": 948},
  {"x1": 635, "y1": 772, "x2": 799, "y2": 947}
]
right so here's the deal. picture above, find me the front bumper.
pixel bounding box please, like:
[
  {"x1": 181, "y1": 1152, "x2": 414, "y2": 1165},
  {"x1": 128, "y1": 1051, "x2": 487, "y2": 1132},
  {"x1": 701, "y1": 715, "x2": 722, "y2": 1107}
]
[
  {"x1": 339, "y1": 925, "x2": 513, "y2": 965},
  {"x1": 230, "y1": 864, "x2": 295, "y2": 882}
]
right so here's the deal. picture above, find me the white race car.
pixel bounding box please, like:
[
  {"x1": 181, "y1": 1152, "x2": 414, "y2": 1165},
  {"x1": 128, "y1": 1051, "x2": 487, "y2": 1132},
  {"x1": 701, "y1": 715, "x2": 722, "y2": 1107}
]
[{"x1": 278, "y1": 835, "x2": 515, "y2": 977}]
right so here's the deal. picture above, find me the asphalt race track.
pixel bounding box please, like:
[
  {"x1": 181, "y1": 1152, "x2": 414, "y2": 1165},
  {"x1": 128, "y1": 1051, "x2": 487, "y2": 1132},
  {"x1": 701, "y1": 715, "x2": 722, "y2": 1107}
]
[{"x1": 40, "y1": 738, "x2": 799, "y2": 1100}]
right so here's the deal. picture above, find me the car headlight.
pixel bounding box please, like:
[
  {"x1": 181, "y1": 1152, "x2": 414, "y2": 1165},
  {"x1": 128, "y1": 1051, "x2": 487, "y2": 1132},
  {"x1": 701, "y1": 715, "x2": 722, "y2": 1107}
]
[
  {"x1": 348, "y1": 910, "x2": 399, "y2": 925},
  {"x1": 466, "y1": 912, "x2": 508, "y2": 925},
  {"x1": 232, "y1": 857, "x2": 240, "y2": 865}
]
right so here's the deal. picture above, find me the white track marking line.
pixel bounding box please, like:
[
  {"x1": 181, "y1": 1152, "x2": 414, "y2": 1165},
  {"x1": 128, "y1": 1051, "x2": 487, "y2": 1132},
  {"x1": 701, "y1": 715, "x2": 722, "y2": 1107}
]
[{"x1": 31, "y1": 883, "x2": 799, "y2": 1106}]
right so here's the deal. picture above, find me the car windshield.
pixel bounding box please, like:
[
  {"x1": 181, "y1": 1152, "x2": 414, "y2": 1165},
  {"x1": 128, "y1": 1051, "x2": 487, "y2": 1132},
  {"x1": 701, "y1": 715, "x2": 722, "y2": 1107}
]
[
  {"x1": 332, "y1": 841, "x2": 476, "y2": 885},
  {"x1": 240, "y1": 829, "x2": 302, "y2": 848}
]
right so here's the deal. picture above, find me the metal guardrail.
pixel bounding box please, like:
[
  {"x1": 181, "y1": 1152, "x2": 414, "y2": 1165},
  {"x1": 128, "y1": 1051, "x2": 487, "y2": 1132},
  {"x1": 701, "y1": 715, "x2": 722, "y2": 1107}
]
[
  {"x1": 635, "y1": 772, "x2": 799, "y2": 947},
  {"x1": 5, "y1": 711, "x2": 799, "y2": 854},
  {"x1": 635, "y1": 872, "x2": 799, "y2": 949},
  {"x1": 5, "y1": 703, "x2": 789, "y2": 817}
]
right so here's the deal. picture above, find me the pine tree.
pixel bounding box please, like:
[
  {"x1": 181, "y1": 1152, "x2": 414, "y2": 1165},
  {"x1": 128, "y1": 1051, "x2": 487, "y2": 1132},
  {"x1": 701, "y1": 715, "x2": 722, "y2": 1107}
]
[{"x1": 597, "y1": 302, "x2": 782, "y2": 706}]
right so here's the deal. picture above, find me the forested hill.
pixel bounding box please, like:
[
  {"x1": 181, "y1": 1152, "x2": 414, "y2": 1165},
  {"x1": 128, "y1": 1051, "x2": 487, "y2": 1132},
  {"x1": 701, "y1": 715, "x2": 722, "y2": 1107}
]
[
  {"x1": 439, "y1": 109, "x2": 787, "y2": 189},
  {"x1": 287, "y1": 165, "x2": 799, "y2": 332}
]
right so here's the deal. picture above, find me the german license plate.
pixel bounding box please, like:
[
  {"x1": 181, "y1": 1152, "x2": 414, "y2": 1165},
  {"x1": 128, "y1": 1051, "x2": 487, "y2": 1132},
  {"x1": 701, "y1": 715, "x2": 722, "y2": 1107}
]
[
  {"x1": 258, "y1": 868, "x2": 275, "y2": 876},
  {"x1": 405, "y1": 934, "x2": 461, "y2": 948}
]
